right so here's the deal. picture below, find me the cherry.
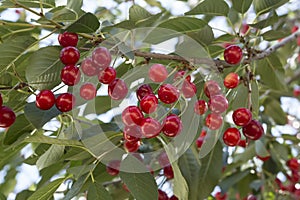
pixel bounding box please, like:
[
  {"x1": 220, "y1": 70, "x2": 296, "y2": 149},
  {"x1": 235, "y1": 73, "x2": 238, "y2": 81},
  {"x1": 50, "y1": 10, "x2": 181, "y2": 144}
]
[
  {"x1": 181, "y1": 80, "x2": 197, "y2": 98},
  {"x1": 92, "y1": 47, "x2": 112, "y2": 71},
  {"x1": 293, "y1": 88, "x2": 300, "y2": 97},
  {"x1": 287, "y1": 158, "x2": 299, "y2": 172},
  {"x1": 98, "y1": 66, "x2": 116, "y2": 84},
  {"x1": 55, "y1": 93, "x2": 75, "y2": 112},
  {"x1": 60, "y1": 46, "x2": 80, "y2": 65},
  {"x1": 124, "y1": 139, "x2": 141, "y2": 152},
  {"x1": 224, "y1": 72, "x2": 239, "y2": 89},
  {"x1": 158, "y1": 84, "x2": 180, "y2": 104},
  {"x1": 106, "y1": 160, "x2": 121, "y2": 176},
  {"x1": 169, "y1": 195, "x2": 179, "y2": 200},
  {"x1": 0, "y1": 93, "x2": 2, "y2": 107},
  {"x1": 241, "y1": 23, "x2": 250, "y2": 35},
  {"x1": 242, "y1": 120, "x2": 264, "y2": 140},
  {"x1": 123, "y1": 183, "x2": 130, "y2": 192},
  {"x1": 140, "y1": 117, "x2": 162, "y2": 138},
  {"x1": 232, "y1": 108, "x2": 252, "y2": 126},
  {"x1": 163, "y1": 164, "x2": 174, "y2": 179},
  {"x1": 80, "y1": 57, "x2": 99, "y2": 76},
  {"x1": 237, "y1": 139, "x2": 247, "y2": 148},
  {"x1": 60, "y1": 65, "x2": 81, "y2": 86},
  {"x1": 196, "y1": 136, "x2": 205, "y2": 148},
  {"x1": 215, "y1": 192, "x2": 227, "y2": 200},
  {"x1": 194, "y1": 100, "x2": 208, "y2": 115},
  {"x1": 173, "y1": 70, "x2": 191, "y2": 82},
  {"x1": 140, "y1": 94, "x2": 158, "y2": 114},
  {"x1": 123, "y1": 125, "x2": 142, "y2": 142},
  {"x1": 162, "y1": 114, "x2": 182, "y2": 137},
  {"x1": 148, "y1": 64, "x2": 168, "y2": 83},
  {"x1": 224, "y1": 45, "x2": 243, "y2": 65},
  {"x1": 0, "y1": 106, "x2": 16, "y2": 128},
  {"x1": 257, "y1": 155, "x2": 270, "y2": 162},
  {"x1": 80, "y1": 82, "x2": 97, "y2": 100},
  {"x1": 204, "y1": 80, "x2": 221, "y2": 98},
  {"x1": 208, "y1": 95, "x2": 228, "y2": 114},
  {"x1": 246, "y1": 195, "x2": 257, "y2": 200},
  {"x1": 291, "y1": 26, "x2": 299, "y2": 33},
  {"x1": 36, "y1": 90, "x2": 55, "y2": 110},
  {"x1": 108, "y1": 78, "x2": 128, "y2": 100},
  {"x1": 136, "y1": 84, "x2": 153, "y2": 101},
  {"x1": 205, "y1": 113, "x2": 223, "y2": 130},
  {"x1": 223, "y1": 127, "x2": 241, "y2": 146},
  {"x1": 297, "y1": 37, "x2": 300, "y2": 46},
  {"x1": 122, "y1": 106, "x2": 144, "y2": 126},
  {"x1": 58, "y1": 32, "x2": 78, "y2": 47},
  {"x1": 158, "y1": 190, "x2": 168, "y2": 200}
]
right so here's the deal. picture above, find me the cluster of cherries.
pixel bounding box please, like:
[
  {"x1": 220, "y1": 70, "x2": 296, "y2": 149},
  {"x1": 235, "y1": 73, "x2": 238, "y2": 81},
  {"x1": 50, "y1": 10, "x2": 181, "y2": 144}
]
[
  {"x1": 0, "y1": 93, "x2": 16, "y2": 128},
  {"x1": 215, "y1": 191, "x2": 257, "y2": 200}
]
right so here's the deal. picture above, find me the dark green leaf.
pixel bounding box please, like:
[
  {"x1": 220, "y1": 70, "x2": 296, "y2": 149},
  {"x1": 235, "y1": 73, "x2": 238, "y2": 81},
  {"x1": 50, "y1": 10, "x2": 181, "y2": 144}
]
[
  {"x1": 38, "y1": 163, "x2": 66, "y2": 188},
  {"x1": 88, "y1": 182, "x2": 113, "y2": 200},
  {"x1": 262, "y1": 30, "x2": 289, "y2": 41},
  {"x1": 84, "y1": 96, "x2": 112, "y2": 115},
  {"x1": 232, "y1": 0, "x2": 253, "y2": 14},
  {"x1": 207, "y1": 45, "x2": 224, "y2": 57},
  {"x1": 36, "y1": 144, "x2": 64, "y2": 170},
  {"x1": 16, "y1": 190, "x2": 34, "y2": 200},
  {"x1": 64, "y1": 174, "x2": 88, "y2": 200},
  {"x1": 263, "y1": 99, "x2": 287, "y2": 125},
  {"x1": 253, "y1": 0, "x2": 288, "y2": 15},
  {"x1": 67, "y1": 164, "x2": 95, "y2": 180},
  {"x1": 185, "y1": 0, "x2": 229, "y2": 16},
  {"x1": 65, "y1": 12, "x2": 100, "y2": 33},
  {"x1": 1, "y1": 0, "x2": 55, "y2": 8},
  {"x1": 219, "y1": 170, "x2": 250, "y2": 192},
  {"x1": 255, "y1": 140, "x2": 270, "y2": 157}
]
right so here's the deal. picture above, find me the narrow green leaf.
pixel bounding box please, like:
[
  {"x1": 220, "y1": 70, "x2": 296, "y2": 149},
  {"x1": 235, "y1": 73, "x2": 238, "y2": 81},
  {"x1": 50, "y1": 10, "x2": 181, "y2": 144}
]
[
  {"x1": 1, "y1": 0, "x2": 55, "y2": 8},
  {"x1": 43, "y1": 6, "x2": 77, "y2": 22},
  {"x1": 253, "y1": 0, "x2": 288, "y2": 15},
  {"x1": 66, "y1": 0, "x2": 83, "y2": 15},
  {"x1": 219, "y1": 170, "x2": 250, "y2": 192},
  {"x1": 16, "y1": 190, "x2": 34, "y2": 200},
  {"x1": 88, "y1": 182, "x2": 113, "y2": 200},
  {"x1": 67, "y1": 164, "x2": 95, "y2": 180},
  {"x1": 129, "y1": 5, "x2": 152, "y2": 22},
  {"x1": 64, "y1": 174, "x2": 89, "y2": 200},
  {"x1": 232, "y1": 0, "x2": 253, "y2": 14},
  {"x1": 263, "y1": 98, "x2": 287, "y2": 125},
  {"x1": 249, "y1": 10, "x2": 278, "y2": 29},
  {"x1": 36, "y1": 144, "x2": 64, "y2": 170},
  {"x1": 262, "y1": 30, "x2": 289, "y2": 41},
  {"x1": 65, "y1": 12, "x2": 100, "y2": 33},
  {"x1": 172, "y1": 162, "x2": 189, "y2": 200},
  {"x1": 38, "y1": 163, "x2": 66, "y2": 188},
  {"x1": 251, "y1": 80, "x2": 259, "y2": 118},
  {"x1": 24, "y1": 133, "x2": 83, "y2": 147},
  {"x1": 185, "y1": 0, "x2": 229, "y2": 16},
  {"x1": 255, "y1": 140, "x2": 270, "y2": 157}
]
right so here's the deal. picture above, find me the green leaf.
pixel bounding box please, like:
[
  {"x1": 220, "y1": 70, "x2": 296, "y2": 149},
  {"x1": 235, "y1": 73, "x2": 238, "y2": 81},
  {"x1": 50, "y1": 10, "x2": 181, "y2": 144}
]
[
  {"x1": 249, "y1": 10, "x2": 278, "y2": 29},
  {"x1": 67, "y1": 164, "x2": 95, "y2": 180},
  {"x1": 28, "y1": 177, "x2": 67, "y2": 200},
  {"x1": 263, "y1": 98, "x2": 287, "y2": 125},
  {"x1": 65, "y1": 12, "x2": 100, "y2": 33},
  {"x1": 1, "y1": 0, "x2": 55, "y2": 8},
  {"x1": 172, "y1": 162, "x2": 189, "y2": 200},
  {"x1": 219, "y1": 170, "x2": 250, "y2": 192},
  {"x1": 234, "y1": 144, "x2": 255, "y2": 163},
  {"x1": 83, "y1": 96, "x2": 112, "y2": 115},
  {"x1": 188, "y1": 25, "x2": 214, "y2": 46},
  {"x1": 232, "y1": 0, "x2": 253, "y2": 14},
  {"x1": 38, "y1": 163, "x2": 66, "y2": 188},
  {"x1": 16, "y1": 190, "x2": 34, "y2": 200},
  {"x1": 251, "y1": 80, "x2": 260, "y2": 118},
  {"x1": 255, "y1": 140, "x2": 270, "y2": 157},
  {"x1": 129, "y1": 5, "x2": 152, "y2": 22},
  {"x1": 64, "y1": 174, "x2": 89, "y2": 200},
  {"x1": 43, "y1": 6, "x2": 77, "y2": 22},
  {"x1": 66, "y1": 0, "x2": 83, "y2": 15},
  {"x1": 253, "y1": 0, "x2": 288, "y2": 15},
  {"x1": 262, "y1": 30, "x2": 289, "y2": 41},
  {"x1": 36, "y1": 144, "x2": 64, "y2": 170},
  {"x1": 24, "y1": 133, "x2": 83, "y2": 147},
  {"x1": 24, "y1": 102, "x2": 62, "y2": 129},
  {"x1": 87, "y1": 182, "x2": 113, "y2": 200},
  {"x1": 25, "y1": 46, "x2": 63, "y2": 90},
  {"x1": 185, "y1": 0, "x2": 229, "y2": 16},
  {"x1": 207, "y1": 45, "x2": 224, "y2": 57}
]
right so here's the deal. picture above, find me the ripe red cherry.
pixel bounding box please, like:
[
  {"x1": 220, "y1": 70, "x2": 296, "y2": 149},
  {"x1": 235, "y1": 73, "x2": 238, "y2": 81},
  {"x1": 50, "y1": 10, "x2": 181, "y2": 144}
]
[
  {"x1": 196, "y1": 136, "x2": 205, "y2": 148},
  {"x1": 80, "y1": 83, "x2": 96, "y2": 100},
  {"x1": 208, "y1": 95, "x2": 228, "y2": 114},
  {"x1": 0, "y1": 106, "x2": 16, "y2": 128},
  {"x1": 61, "y1": 65, "x2": 81, "y2": 86},
  {"x1": 293, "y1": 88, "x2": 300, "y2": 97},
  {"x1": 194, "y1": 100, "x2": 208, "y2": 115},
  {"x1": 170, "y1": 195, "x2": 179, "y2": 200},
  {"x1": 60, "y1": 46, "x2": 80, "y2": 65},
  {"x1": 0, "y1": 93, "x2": 2, "y2": 107},
  {"x1": 80, "y1": 57, "x2": 99, "y2": 76},
  {"x1": 257, "y1": 155, "x2": 270, "y2": 162},
  {"x1": 204, "y1": 80, "x2": 221, "y2": 98},
  {"x1": 205, "y1": 113, "x2": 223, "y2": 130},
  {"x1": 232, "y1": 108, "x2": 252, "y2": 126},
  {"x1": 162, "y1": 114, "x2": 182, "y2": 137},
  {"x1": 55, "y1": 93, "x2": 76, "y2": 112},
  {"x1": 92, "y1": 47, "x2": 112, "y2": 71},
  {"x1": 287, "y1": 158, "x2": 299, "y2": 172},
  {"x1": 158, "y1": 190, "x2": 168, "y2": 200},
  {"x1": 181, "y1": 80, "x2": 197, "y2": 98},
  {"x1": 122, "y1": 106, "x2": 144, "y2": 126},
  {"x1": 158, "y1": 84, "x2": 180, "y2": 104},
  {"x1": 108, "y1": 78, "x2": 128, "y2": 100},
  {"x1": 148, "y1": 64, "x2": 168, "y2": 83},
  {"x1": 291, "y1": 26, "x2": 299, "y2": 33},
  {"x1": 58, "y1": 32, "x2": 78, "y2": 47},
  {"x1": 98, "y1": 66, "x2": 116, "y2": 84},
  {"x1": 140, "y1": 94, "x2": 158, "y2": 114},
  {"x1": 242, "y1": 120, "x2": 264, "y2": 140},
  {"x1": 136, "y1": 84, "x2": 153, "y2": 101},
  {"x1": 224, "y1": 45, "x2": 243, "y2": 65},
  {"x1": 173, "y1": 70, "x2": 191, "y2": 82},
  {"x1": 237, "y1": 139, "x2": 247, "y2": 148},
  {"x1": 124, "y1": 139, "x2": 141, "y2": 152},
  {"x1": 163, "y1": 165, "x2": 174, "y2": 179},
  {"x1": 141, "y1": 117, "x2": 162, "y2": 138},
  {"x1": 123, "y1": 125, "x2": 142, "y2": 142},
  {"x1": 36, "y1": 90, "x2": 55, "y2": 110},
  {"x1": 224, "y1": 72, "x2": 239, "y2": 89},
  {"x1": 106, "y1": 160, "x2": 121, "y2": 176},
  {"x1": 223, "y1": 127, "x2": 241, "y2": 146},
  {"x1": 215, "y1": 192, "x2": 227, "y2": 200},
  {"x1": 241, "y1": 23, "x2": 250, "y2": 35},
  {"x1": 246, "y1": 194, "x2": 257, "y2": 200}
]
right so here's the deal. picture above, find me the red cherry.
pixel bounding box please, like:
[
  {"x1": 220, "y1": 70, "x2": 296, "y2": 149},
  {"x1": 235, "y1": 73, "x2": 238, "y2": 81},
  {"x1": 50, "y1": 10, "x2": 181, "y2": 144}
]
[
  {"x1": 162, "y1": 114, "x2": 182, "y2": 137},
  {"x1": 204, "y1": 80, "x2": 221, "y2": 98},
  {"x1": 80, "y1": 57, "x2": 100, "y2": 76},
  {"x1": 181, "y1": 80, "x2": 197, "y2": 98},
  {"x1": 0, "y1": 93, "x2": 2, "y2": 107},
  {"x1": 241, "y1": 23, "x2": 250, "y2": 35},
  {"x1": 106, "y1": 160, "x2": 121, "y2": 176},
  {"x1": 58, "y1": 32, "x2": 78, "y2": 47},
  {"x1": 208, "y1": 95, "x2": 228, "y2": 114},
  {"x1": 257, "y1": 155, "x2": 270, "y2": 162},
  {"x1": 36, "y1": 90, "x2": 55, "y2": 110},
  {"x1": 124, "y1": 139, "x2": 141, "y2": 152},
  {"x1": 297, "y1": 37, "x2": 300, "y2": 46},
  {"x1": 158, "y1": 190, "x2": 168, "y2": 200},
  {"x1": 224, "y1": 45, "x2": 243, "y2": 65},
  {"x1": 55, "y1": 93, "x2": 76, "y2": 112},
  {"x1": 287, "y1": 158, "x2": 299, "y2": 172},
  {"x1": 215, "y1": 192, "x2": 227, "y2": 200},
  {"x1": 148, "y1": 64, "x2": 168, "y2": 83},
  {"x1": 140, "y1": 94, "x2": 158, "y2": 114},
  {"x1": 141, "y1": 117, "x2": 162, "y2": 138},
  {"x1": 232, "y1": 108, "x2": 252, "y2": 126},
  {"x1": 293, "y1": 88, "x2": 300, "y2": 97},
  {"x1": 122, "y1": 106, "x2": 144, "y2": 126},
  {"x1": 291, "y1": 26, "x2": 299, "y2": 33},
  {"x1": 158, "y1": 84, "x2": 180, "y2": 104},
  {"x1": 163, "y1": 164, "x2": 174, "y2": 179},
  {"x1": 98, "y1": 66, "x2": 116, "y2": 84},
  {"x1": 122, "y1": 183, "x2": 130, "y2": 192},
  {"x1": 108, "y1": 78, "x2": 128, "y2": 100},
  {"x1": 92, "y1": 47, "x2": 112, "y2": 71},
  {"x1": 173, "y1": 70, "x2": 191, "y2": 82},
  {"x1": 169, "y1": 195, "x2": 179, "y2": 200},
  {"x1": 0, "y1": 106, "x2": 16, "y2": 128},
  {"x1": 194, "y1": 100, "x2": 208, "y2": 115},
  {"x1": 224, "y1": 72, "x2": 239, "y2": 89},
  {"x1": 60, "y1": 46, "x2": 80, "y2": 65},
  {"x1": 205, "y1": 113, "x2": 223, "y2": 130},
  {"x1": 123, "y1": 125, "x2": 142, "y2": 142},
  {"x1": 61, "y1": 65, "x2": 81, "y2": 86},
  {"x1": 136, "y1": 84, "x2": 153, "y2": 101},
  {"x1": 80, "y1": 83, "x2": 96, "y2": 100},
  {"x1": 237, "y1": 139, "x2": 247, "y2": 147},
  {"x1": 196, "y1": 136, "x2": 205, "y2": 148},
  {"x1": 242, "y1": 120, "x2": 264, "y2": 140},
  {"x1": 223, "y1": 127, "x2": 241, "y2": 146}
]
